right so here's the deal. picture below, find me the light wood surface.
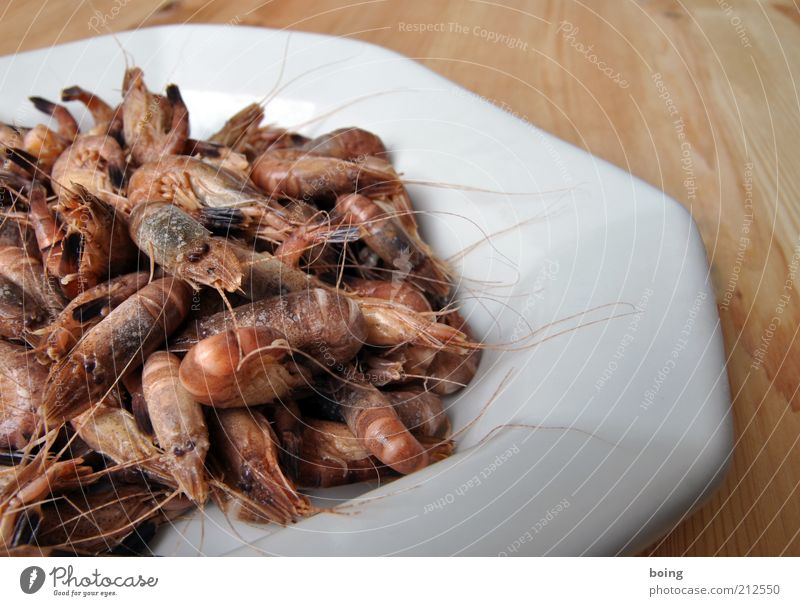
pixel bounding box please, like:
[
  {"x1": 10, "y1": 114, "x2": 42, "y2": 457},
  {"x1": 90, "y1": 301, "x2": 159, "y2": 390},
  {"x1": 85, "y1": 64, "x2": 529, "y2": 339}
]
[{"x1": 1, "y1": 0, "x2": 798, "y2": 556}]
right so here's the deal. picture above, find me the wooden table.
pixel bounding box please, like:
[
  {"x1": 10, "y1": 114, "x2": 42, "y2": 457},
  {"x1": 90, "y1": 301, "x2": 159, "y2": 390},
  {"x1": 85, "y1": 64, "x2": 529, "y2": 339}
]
[{"x1": 2, "y1": 0, "x2": 798, "y2": 556}]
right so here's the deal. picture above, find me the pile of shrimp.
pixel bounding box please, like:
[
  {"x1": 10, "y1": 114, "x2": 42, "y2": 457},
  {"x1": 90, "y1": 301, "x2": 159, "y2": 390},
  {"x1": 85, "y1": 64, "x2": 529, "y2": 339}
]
[{"x1": 0, "y1": 66, "x2": 480, "y2": 556}]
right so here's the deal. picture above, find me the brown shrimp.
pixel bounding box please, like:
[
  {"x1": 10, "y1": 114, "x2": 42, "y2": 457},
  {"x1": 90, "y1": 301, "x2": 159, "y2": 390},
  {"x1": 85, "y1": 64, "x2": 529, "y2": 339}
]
[
  {"x1": 0, "y1": 340, "x2": 48, "y2": 450},
  {"x1": 231, "y1": 243, "x2": 324, "y2": 301},
  {"x1": 128, "y1": 201, "x2": 242, "y2": 292},
  {"x1": 29, "y1": 96, "x2": 79, "y2": 141},
  {"x1": 0, "y1": 243, "x2": 64, "y2": 319},
  {"x1": 0, "y1": 274, "x2": 47, "y2": 343},
  {"x1": 142, "y1": 352, "x2": 209, "y2": 503},
  {"x1": 209, "y1": 408, "x2": 311, "y2": 524},
  {"x1": 71, "y1": 404, "x2": 174, "y2": 487},
  {"x1": 42, "y1": 277, "x2": 192, "y2": 423},
  {"x1": 183, "y1": 138, "x2": 250, "y2": 176},
  {"x1": 336, "y1": 193, "x2": 451, "y2": 298},
  {"x1": 348, "y1": 278, "x2": 440, "y2": 384},
  {"x1": 178, "y1": 326, "x2": 312, "y2": 408},
  {"x1": 127, "y1": 156, "x2": 321, "y2": 244},
  {"x1": 250, "y1": 149, "x2": 403, "y2": 201},
  {"x1": 171, "y1": 288, "x2": 367, "y2": 365},
  {"x1": 35, "y1": 271, "x2": 150, "y2": 363},
  {"x1": 332, "y1": 381, "x2": 429, "y2": 475},
  {"x1": 294, "y1": 419, "x2": 453, "y2": 488},
  {"x1": 0, "y1": 455, "x2": 94, "y2": 551},
  {"x1": 301, "y1": 127, "x2": 387, "y2": 161},
  {"x1": 242, "y1": 125, "x2": 309, "y2": 161},
  {"x1": 60, "y1": 85, "x2": 123, "y2": 138},
  {"x1": 208, "y1": 102, "x2": 265, "y2": 151},
  {"x1": 293, "y1": 418, "x2": 390, "y2": 488},
  {"x1": 384, "y1": 388, "x2": 451, "y2": 439},
  {"x1": 50, "y1": 134, "x2": 128, "y2": 211},
  {"x1": 26, "y1": 178, "x2": 75, "y2": 284},
  {"x1": 121, "y1": 68, "x2": 189, "y2": 165},
  {"x1": 267, "y1": 400, "x2": 304, "y2": 478},
  {"x1": 55, "y1": 185, "x2": 137, "y2": 297},
  {"x1": 426, "y1": 310, "x2": 482, "y2": 395},
  {"x1": 36, "y1": 482, "x2": 190, "y2": 555}
]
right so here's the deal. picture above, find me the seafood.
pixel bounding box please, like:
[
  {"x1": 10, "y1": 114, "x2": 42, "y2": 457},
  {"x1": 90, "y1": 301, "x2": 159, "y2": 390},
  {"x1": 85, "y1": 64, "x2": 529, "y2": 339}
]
[
  {"x1": 0, "y1": 242, "x2": 64, "y2": 318},
  {"x1": 172, "y1": 288, "x2": 366, "y2": 363},
  {"x1": 178, "y1": 326, "x2": 312, "y2": 408},
  {"x1": 50, "y1": 134, "x2": 128, "y2": 210},
  {"x1": 385, "y1": 388, "x2": 450, "y2": 439},
  {"x1": 301, "y1": 127, "x2": 387, "y2": 161},
  {"x1": 36, "y1": 482, "x2": 190, "y2": 554},
  {"x1": 54, "y1": 185, "x2": 138, "y2": 297},
  {"x1": 35, "y1": 271, "x2": 150, "y2": 363},
  {"x1": 128, "y1": 201, "x2": 242, "y2": 292},
  {"x1": 71, "y1": 403, "x2": 173, "y2": 486},
  {"x1": 210, "y1": 408, "x2": 311, "y2": 524},
  {"x1": 43, "y1": 277, "x2": 192, "y2": 423},
  {"x1": 0, "y1": 62, "x2": 483, "y2": 556},
  {"x1": 294, "y1": 419, "x2": 453, "y2": 488},
  {"x1": 332, "y1": 381, "x2": 429, "y2": 475},
  {"x1": 61, "y1": 85, "x2": 123, "y2": 138},
  {"x1": 0, "y1": 340, "x2": 48, "y2": 450},
  {"x1": 122, "y1": 68, "x2": 189, "y2": 165},
  {"x1": 250, "y1": 149, "x2": 402, "y2": 201},
  {"x1": 426, "y1": 310, "x2": 482, "y2": 395},
  {"x1": 0, "y1": 455, "x2": 94, "y2": 551},
  {"x1": 335, "y1": 193, "x2": 451, "y2": 297},
  {"x1": 0, "y1": 274, "x2": 46, "y2": 343},
  {"x1": 142, "y1": 352, "x2": 209, "y2": 502},
  {"x1": 209, "y1": 102, "x2": 264, "y2": 151}
]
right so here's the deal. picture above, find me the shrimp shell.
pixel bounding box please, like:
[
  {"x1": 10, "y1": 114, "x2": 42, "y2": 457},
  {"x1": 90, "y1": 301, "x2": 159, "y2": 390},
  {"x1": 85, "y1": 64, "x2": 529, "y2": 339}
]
[
  {"x1": 142, "y1": 352, "x2": 209, "y2": 502},
  {"x1": 42, "y1": 277, "x2": 192, "y2": 423},
  {"x1": 209, "y1": 408, "x2": 311, "y2": 524}
]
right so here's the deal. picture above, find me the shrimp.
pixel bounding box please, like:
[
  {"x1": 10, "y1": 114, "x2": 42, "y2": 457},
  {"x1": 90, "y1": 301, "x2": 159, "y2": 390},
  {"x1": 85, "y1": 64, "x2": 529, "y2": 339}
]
[
  {"x1": 183, "y1": 138, "x2": 250, "y2": 175},
  {"x1": 208, "y1": 102, "x2": 264, "y2": 151},
  {"x1": 384, "y1": 388, "x2": 450, "y2": 439},
  {"x1": 35, "y1": 271, "x2": 150, "y2": 363},
  {"x1": 142, "y1": 352, "x2": 209, "y2": 503},
  {"x1": 0, "y1": 455, "x2": 94, "y2": 551},
  {"x1": 70, "y1": 404, "x2": 174, "y2": 487},
  {"x1": 26, "y1": 178, "x2": 75, "y2": 284},
  {"x1": 60, "y1": 85, "x2": 123, "y2": 139},
  {"x1": 178, "y1": 326, "x2": 312, "y2": 408},
  {"x1": 0, "y1": 274, "x2": 47, "y2": 343},
  {"x1": 121, "y1": 68, "x2": 189, "y2": 165},
  {"x1": 127, "y1": 156, "x2": 320, "y2": 244},
  {"x1": 293, "y1": 418, "x2": 390, "y2": 488},
  {"x1": 209, "y1": 408, "x2": 311, "y2": 524},
  {"x1": 332, "y1": 381, "x2": 429, "y2": 475},
  {"x1": 0, "y1": 340, "x2": 48, "y2": 450},
  {"x1": 335, "y1": 193, "x2": 451, "y2": 298},
  {"x1": 50, "y1": 134, "x2": 128, "y2": 211},
  {"x1": 231, "y1": 243, "x2": 323, "y2": 301},
  {"x1": 36, "y1": 482, "x2": 190, "y2": 555},
  {"x1": 348, "y1": 278, "x2": 440, "y2": 384},
  {"x1": 42, "y1": 277, "x2": 192, "y2": 423},
  {"x1": 55, "y1": 185, "x2": 137, "y2": 297},
  {"x1": 250, "y1": 149, "x2": 403, "y2": 201},
  {"x1": 0, "y1": 243, "x2": 65, "y2": 319},
  {"x1": 294, "y1": 419, "x2": 453, "y2": 488},
  {"x1": 171, "y1": 288, "x2": 367, "y2": 365},
  {"x1": 301, "y1": 127, "x2": 387, "y2": 161},
  {"x1": 128, "y1": 201, "x2": 242, "y2": 292},
  {"x1": 29, "y1": 96, "x2": 79, "y2": 141},
  {"x1": 426, "y1": 310, "x2": 482, "y2": 395}
]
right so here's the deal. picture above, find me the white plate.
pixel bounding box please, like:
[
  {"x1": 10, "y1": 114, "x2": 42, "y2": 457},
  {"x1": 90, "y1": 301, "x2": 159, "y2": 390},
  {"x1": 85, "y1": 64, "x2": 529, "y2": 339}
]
[{"x1": 0, "y1": 25, "x2": 732, "y2": 556}]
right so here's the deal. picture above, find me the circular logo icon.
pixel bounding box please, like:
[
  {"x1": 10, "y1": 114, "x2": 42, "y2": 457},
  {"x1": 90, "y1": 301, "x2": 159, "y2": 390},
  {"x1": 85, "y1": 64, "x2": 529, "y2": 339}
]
[{"x1": 20, "y1": 566, "x2": 45, "y2": 594}]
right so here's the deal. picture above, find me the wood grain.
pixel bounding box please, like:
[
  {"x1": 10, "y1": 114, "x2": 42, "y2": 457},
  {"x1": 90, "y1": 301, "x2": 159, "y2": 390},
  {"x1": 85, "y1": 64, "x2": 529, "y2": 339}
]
[{"x1": 1, "y1": 0, "x2": 798, "y2": 556}]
